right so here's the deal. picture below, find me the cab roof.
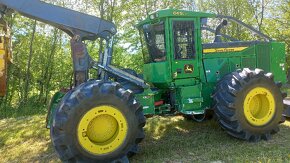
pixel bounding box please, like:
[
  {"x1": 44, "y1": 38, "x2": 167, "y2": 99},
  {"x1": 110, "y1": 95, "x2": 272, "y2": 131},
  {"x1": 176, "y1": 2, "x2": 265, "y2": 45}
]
[{"x1": 137, "y1": 9, "x2": 216, "y2": 26}]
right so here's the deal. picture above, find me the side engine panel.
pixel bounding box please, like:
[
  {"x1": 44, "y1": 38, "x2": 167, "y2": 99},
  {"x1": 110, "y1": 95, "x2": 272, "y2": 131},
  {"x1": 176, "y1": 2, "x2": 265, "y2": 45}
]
[{"x1": 203, "y1": 42, "x2": 287, "y2": 84}]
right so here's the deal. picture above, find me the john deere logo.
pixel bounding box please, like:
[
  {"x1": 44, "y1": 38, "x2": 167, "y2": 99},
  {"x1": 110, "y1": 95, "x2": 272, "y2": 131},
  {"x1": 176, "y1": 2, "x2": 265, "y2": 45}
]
[{"x1": 184, "y1": 64, "x2": 194, "y2": 73}]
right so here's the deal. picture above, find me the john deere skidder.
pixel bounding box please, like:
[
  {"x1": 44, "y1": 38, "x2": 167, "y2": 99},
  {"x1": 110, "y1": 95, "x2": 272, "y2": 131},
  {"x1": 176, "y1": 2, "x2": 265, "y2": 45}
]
[{"x1": 0, "y1": 0, "x2": 289, "y2": 162}]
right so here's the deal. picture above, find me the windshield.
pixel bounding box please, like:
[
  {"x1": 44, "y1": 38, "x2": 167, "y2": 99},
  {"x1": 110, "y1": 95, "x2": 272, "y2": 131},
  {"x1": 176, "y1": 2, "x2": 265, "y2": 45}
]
[{"x1": 140, "y1": 22, "x2": 166, "y2": 63}]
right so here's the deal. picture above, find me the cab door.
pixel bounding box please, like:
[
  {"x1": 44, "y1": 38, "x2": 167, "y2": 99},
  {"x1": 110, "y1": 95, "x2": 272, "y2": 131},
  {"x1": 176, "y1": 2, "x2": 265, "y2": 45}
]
[{"x1": 170, "y1": 19, "x2": 199, "y2": 79}]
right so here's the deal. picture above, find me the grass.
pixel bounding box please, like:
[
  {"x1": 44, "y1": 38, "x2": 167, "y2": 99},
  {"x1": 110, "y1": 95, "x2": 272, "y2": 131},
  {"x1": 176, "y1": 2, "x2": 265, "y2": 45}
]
[
  {"x1": 0, "y1": 115, "x2": 289, "y2": 163},
  {"x1": 0, "y1": 115, "x2": 59, "y2": 163}
]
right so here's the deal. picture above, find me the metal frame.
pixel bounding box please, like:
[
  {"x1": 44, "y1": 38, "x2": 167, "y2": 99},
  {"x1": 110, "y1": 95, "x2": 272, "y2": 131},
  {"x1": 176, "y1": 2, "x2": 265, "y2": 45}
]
[
  {"x1": 217, "y1": 15, "x2": 272, "y2": 41},
  {"x1": 0, "y1": 0, "x2": 147, "y2": 88},
  {"x1": 201, "y1": 26, "x2": 239, "y2": 42},
  {"x1": 0, "y1": 0, "x2": 117, "y2": 41}
]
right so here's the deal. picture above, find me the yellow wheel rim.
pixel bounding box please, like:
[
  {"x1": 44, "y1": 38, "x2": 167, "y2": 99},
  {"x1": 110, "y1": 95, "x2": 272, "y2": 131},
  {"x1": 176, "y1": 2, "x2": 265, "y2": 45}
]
[
  {"x1": 77, "y1": 105, "x2": 128, "y2": 155},
  {"x1": 243, "y1": 87, "x2": 275, "y2": 126}
]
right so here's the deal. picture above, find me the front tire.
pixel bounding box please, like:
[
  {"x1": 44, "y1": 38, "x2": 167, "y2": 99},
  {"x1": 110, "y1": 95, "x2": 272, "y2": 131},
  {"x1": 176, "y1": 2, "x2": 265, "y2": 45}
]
[
  {"x1": 50, "y1": 81, "x2": 146, "y2": 162},
  {"x1": 213, "y1": 68, "x2": 285, "y2": 142}
]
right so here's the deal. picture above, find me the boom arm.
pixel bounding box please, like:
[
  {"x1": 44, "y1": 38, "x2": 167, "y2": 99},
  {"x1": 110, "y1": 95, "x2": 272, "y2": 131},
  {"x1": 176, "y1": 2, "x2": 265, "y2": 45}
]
[
  {"x1": 0, "y1": 0, "x2": 117, "y2": 41},
  {"x1": 0, "y1": 0, "x2": 147, "y2": 88},
  {"x1": 0, "y1": 0, "x2": 118, "y2": 86}
]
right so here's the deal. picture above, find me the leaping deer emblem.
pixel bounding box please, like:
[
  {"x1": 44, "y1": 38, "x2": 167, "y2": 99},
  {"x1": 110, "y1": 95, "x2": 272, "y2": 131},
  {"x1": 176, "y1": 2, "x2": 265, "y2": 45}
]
[{"x1": 184, "y1": 64, "x2": 193, "y2": 73}]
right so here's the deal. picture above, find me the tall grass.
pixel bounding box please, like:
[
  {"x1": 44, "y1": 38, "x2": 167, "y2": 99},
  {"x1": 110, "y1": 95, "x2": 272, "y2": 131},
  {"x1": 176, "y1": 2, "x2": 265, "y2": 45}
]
[{"x1": 0, "y1": 114, "x2": 289, "y2": 162}]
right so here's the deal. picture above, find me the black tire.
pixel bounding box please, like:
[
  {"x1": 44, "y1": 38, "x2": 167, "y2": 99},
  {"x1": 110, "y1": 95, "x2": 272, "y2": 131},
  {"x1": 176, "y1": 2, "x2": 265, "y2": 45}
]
[
  {"x1": 213, "y1": 68, "x2": 286, "y2": 142},
  {"x1": 50, "y1": 80, "x2": 146, "y2": 162}
]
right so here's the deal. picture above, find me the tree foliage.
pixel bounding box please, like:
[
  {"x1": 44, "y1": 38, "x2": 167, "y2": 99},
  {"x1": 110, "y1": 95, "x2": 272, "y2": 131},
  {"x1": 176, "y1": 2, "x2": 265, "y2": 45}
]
[{"x1": 0, "y1": 0, "x2": 289, "y2": 117}]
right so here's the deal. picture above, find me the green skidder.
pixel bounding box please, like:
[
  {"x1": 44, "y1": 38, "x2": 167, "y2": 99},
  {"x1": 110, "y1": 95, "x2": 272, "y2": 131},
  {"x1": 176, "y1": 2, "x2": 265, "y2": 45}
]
[
  {"x1": 0, "y1": 0, "x2": 287, "y2": 161},
  {"x1": 49, "y1": 9, "x2": 287, "y2": 162}
]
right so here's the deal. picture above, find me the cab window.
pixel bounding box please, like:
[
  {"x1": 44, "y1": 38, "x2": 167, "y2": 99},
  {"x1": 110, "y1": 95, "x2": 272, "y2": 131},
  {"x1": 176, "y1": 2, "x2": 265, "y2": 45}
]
[
  {"x1": 140, "y1": 22, "x2": 166, "y2": 63},
  {"x1": 173, "y1": 21, "x2": 195, "y2": 59}
]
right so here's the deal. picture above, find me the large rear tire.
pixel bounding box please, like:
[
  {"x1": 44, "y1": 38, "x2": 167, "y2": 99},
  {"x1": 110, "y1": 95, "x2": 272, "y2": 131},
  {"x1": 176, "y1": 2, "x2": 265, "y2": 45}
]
[
  {"x1": 213, "y1": 68, "x2": 285, "y2": 142},
  {"x1": 50, "y1": 81, "x2": 146, "y2": 162}
]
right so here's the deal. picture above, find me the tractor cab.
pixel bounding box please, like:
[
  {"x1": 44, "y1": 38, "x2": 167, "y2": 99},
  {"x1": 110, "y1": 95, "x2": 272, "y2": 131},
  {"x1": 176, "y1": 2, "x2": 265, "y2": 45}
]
[
  {"x1": 138, "y1": 9, "x2": 215, "y2": 88},
  {"x1": 137, "y1": 9, "x2": 286, "y2": 117},
  {"x1": 138, "y1": 9, "x2": 280, "y2": 88}
]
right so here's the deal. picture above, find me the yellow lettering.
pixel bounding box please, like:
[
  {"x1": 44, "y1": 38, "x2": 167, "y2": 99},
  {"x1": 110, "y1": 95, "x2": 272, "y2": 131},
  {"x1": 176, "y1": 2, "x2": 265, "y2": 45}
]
[{"x1": 173, "y1": 11, "x2": 185, "y2": 16}]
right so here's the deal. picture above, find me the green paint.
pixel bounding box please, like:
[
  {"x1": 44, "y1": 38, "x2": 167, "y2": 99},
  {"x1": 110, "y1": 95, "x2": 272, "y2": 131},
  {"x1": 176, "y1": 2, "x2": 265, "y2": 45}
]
[
  {"x1": 176, "y1": 84, "x2": 203, "y2": 114},
  {"x1": 136, "y1": 89, "x2": 156, "y2": 115},
  {"x1": 270, "y1": 42, "x2": 287, "y2": 83},
  {"x1": 135, "y1": 9, "x2": 287, "y2": 116},
  {"x1": 229, "y1": 57, "x2": 241, "y2": 71},
  {"x1": 256, "y1": 43, "x2": 271, "y2": 72},
  {"x1": 204, "y1": 58, "x2": 229, "y2": 82},
  {"x1": 143, "y1": 62, "x2": 172, "y2": 88},
  {"x1": 46, "y1": 91, "x2": 65, "y2": 128}
]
